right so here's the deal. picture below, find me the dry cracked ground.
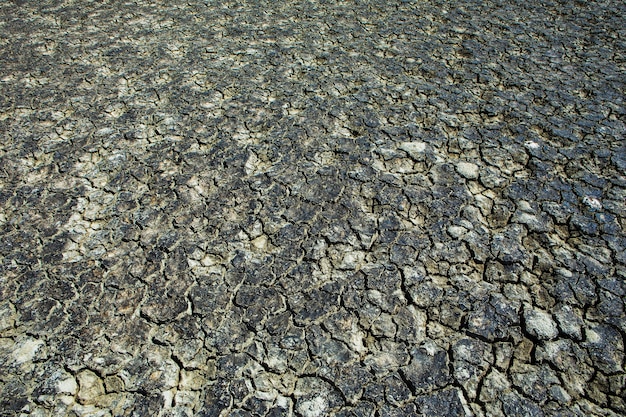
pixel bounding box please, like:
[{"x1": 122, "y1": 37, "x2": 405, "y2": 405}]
[{"x1": 0, "y1": 0, "x2": 625, "y2": 416}]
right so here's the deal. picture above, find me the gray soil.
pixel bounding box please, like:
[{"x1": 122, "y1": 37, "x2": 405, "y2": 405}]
[{"x1": 1, "y1": 1, "x2": 625, "y2": 416}]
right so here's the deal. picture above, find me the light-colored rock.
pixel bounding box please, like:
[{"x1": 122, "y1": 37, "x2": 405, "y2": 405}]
[
  {"x1": 201, "y1": 254, "x2": 220, "y2": 266},
  {"x1": 297, "y1": 395, "x2": 328, "y2": 417},
  {"x1": 516, "y1": 200, "x2": 533, "y2": 212},
  {"x1": 456, "y1": 161, "x2": 479, "y2": 179},
  {"x1": 59, "y1": 395, "x2": 76, "y2": 406},
  {"x1": 553, "y1": 304, "x2": 583, "y2": 340},
  {"x1": 479, "y1": 369, "x2": 511, "y2": 403},
  {"x1": 371, "y1": 313, "x2": 397, "y2": 338},
  {"x1": 179, "y1": 370, "x2": 205, "y2": 391},
  {"x1": 399, "y1": 141, "x2": 427, "y2": 160},
  {"x1": 524, "y1": 305, "x2": 559, "y2": 340},
  {"x1": 71, "y1": 403, "x2": 110, "y2": 417},
  {"x1": 447, "y1": 225, "x2": 467, "y2": 239},
  {"x1": 582, "y1": 195, "x2": 602, "y2": 210},
  {"x1": 251, "y1": 235, "x2": 269, "y2": 251},
  {"x1": 77, "y1": 370, "x2": 105, "y2": 404},
  {"x1": 174, "y1": 390, "x2": 201, "y2": 408},
  {"x1": 339, "y1": 250, "x2": 365, "y2": 270},
  {"x1": 0, "y1": 303, "x2": 16, "y2": 333},
  {"x1": 364, "y1": 351, "x2": 401, "y2": 374},
  {"x1": 524, "y1": 141, "x2": 540, "y2": 149},
  {"x1": 12, "y1": 337, "x2": 45, "y2": 364},
  {"x1": 58, "y1": 376, "x2": 78, "y2": 395}
]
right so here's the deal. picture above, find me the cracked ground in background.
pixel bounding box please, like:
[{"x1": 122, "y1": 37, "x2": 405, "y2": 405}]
[{"x1": 1, "y1": 0, "x2": 625, "y2": 416}]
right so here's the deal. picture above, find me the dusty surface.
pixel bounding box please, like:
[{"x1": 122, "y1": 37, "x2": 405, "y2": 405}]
[{"x1": 1, "y1": 0, "x2": 625, "y2": 416}]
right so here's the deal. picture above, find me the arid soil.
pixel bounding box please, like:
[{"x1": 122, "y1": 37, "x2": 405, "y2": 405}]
[{"x1": 1, "y1": 1, "x2": 625, "y2": 416}]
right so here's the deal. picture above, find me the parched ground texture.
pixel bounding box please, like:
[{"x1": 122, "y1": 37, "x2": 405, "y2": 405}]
[{"x1": 1, "y1": 0, "x2": 625, "y2": 416}]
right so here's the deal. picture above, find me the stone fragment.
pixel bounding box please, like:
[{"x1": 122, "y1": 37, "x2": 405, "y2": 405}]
[
  {"x1": 584, "y1": 323, "x2": 624, "y2": 374},
  {"x1": 335, "y1": 401, "x2": 376, "y2": 417},
  {"x1": 582, "y1": 195, "x2": 602, "y2": 210},
  {"x1": 393, "y1": 305, "x2": 426, "y2": 344},
  {"x1": 12, "y1": 337, "x2": 45, "y2": 365},
  {"x1": 479, "y1": 369, "x2": 511, "y2": 403},
  {"x1": 485, "y1": 261, "x2": 522, "y2": 283},
  {"x1": 452, "y1": 338, "x2": 493, "y2": 400},
  {"x1": 179, "y1": 370, "x2": 205, "y2": 391},
  {"x1": 339, "y1": 250, "x2": 365, "y2": 270},
  {"x1": 401, "y1": 343, "x2": 451, "y2": 393},
  {"x1": 447, "y1": 225, "x2": 467, "y2": 239},
  {"x1": 510, "y1": 363, "x2": 560, "y2": 403},
  {"x1": 371, "y1": 313, "x2": 397, "y2": 338},
  {"x1": 103, "y1": 375, "x2": 124, "y2": 393},
  {"x1": 523, "y1": 305, "x2": 559, "y2": 340},
  {"x1": 199, "y1": 379, "x2": 231, "y2": 416},
  {"x1": 57, "y1": 376, "x2": 78, "y2": 395},
  {"x1": 294, "y1": 377, "x2": 343, "y2": 417},
  {"x1": 77, "y1": 370, "x2": 105, "y2": 405},
  {"x1": 549, "y1": 385, "x2": 571, "y2": 404},
  {"x1": 383, "y1": 373, "x2": 411, "y2": 406},
  {"x1": 455, "y1": 161, "x2": 479, "y2": 179},
  {"x1": 306, "y1": 326, "x2": 356, "y2": 366},
  {"x1": 467, "y1": 295, "x2": 520, "y2": 341},
  {"x1": 0, "y1": 303, "x2": 16, "y2": 333},
  {"x1": 398, "y1": 141, "x2": 427, "y2": 160},
  {"x1": 141, "y1": 292, "x2": 188, "y2": 324},
  {"x1": 118, "y1": 347, "x2": 180, "y2": 393},
  {"x1": 364, "y1": 351, "x2": 401, "y2": 376},
  {"x1": 362, "y1": 380, "x2": 387, "y2": 406},
  {"x1": 494, "y1": 342, "x2": 514, "y2": 370},
  {"x1": 491, "y1": 225, "x2": 527, "y2": 265},
  {"x1": 408, "y1": 281, "x2": 443, "y2": 308},
  {"x1": 480, "y1": 166, "x2": 508, "y2": 189},
  {"x1": 512, "y1": 210, "x2": 552, "y2": 233},
  {"x1": 291, "y1": 289, "x2": 336, "y2": 325}
]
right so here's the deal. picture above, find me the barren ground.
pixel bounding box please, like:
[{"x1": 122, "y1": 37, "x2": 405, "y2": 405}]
[{"x1": 0, "y1": 1, "x2": 625, "y2": 416}]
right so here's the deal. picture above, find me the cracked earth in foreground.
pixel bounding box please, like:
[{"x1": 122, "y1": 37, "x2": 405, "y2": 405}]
[{"x1": 1, "y1": 1, "x2": 625, "y2": 416}]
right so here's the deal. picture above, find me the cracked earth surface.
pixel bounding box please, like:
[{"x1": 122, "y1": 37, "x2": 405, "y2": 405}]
[{"x1": 1, "y1": 0, "x2": 625, "y2": 416}]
